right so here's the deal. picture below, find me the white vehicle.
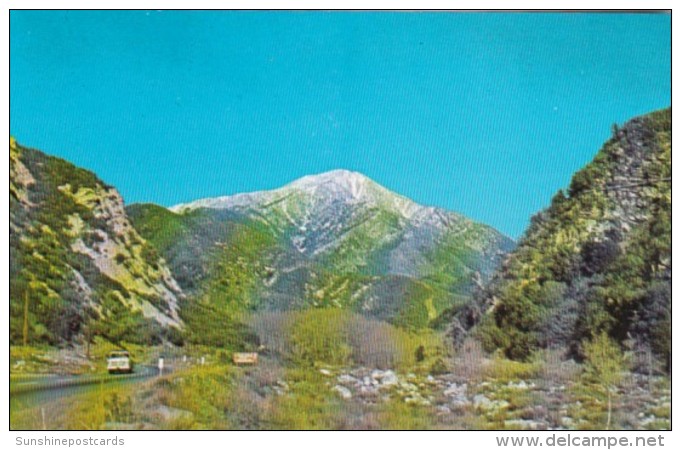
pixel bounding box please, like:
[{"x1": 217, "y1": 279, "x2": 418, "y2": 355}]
[{"x1": 107, "y1": 351, "x2": 133, "y2": 374}]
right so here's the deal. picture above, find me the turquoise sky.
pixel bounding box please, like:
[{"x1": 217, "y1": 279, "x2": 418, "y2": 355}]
[{"x1": 10, "y1": 11, "x2": 670, "y2": 238}]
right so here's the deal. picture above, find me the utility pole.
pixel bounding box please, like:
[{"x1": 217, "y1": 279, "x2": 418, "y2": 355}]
[
  {"x1": 22, "y1": 290, "x2": 29, "y2": 346},
  {"x1": 84, "y1": 325, "x2": 92, "y2": 360}
]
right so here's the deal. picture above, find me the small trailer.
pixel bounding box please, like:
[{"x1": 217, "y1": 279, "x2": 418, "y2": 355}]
[
  {"x1": 107, "y1": 350, "x2": 133, "y2": 374},
  {"x1": 232, "y1": 352, "x2": 258, "y2": 365}
]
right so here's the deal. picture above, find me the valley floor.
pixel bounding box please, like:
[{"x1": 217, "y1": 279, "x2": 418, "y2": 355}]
[{"x1": 10, "y1": 341, "x2": 670, "y2": 430}]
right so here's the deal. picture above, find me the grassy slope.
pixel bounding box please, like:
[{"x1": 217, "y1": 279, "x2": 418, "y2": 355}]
[{"x1": 126, "y1": 203, "x2": 195, "y2": 254}]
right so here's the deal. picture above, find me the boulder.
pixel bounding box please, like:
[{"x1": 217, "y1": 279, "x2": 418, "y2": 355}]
[
  {"x1": 380, "y1": 370, "x2": 399, "y2": 386},
  {"x1": 508, "y1": 380, "x2": 528, "y2": 390},
  {"x1": 473, "y1": 394, "x2": 492, "y2": 408},
  {"x1": 443, "y1": 382, "x2": 467, "y2": 397},
  {"x1": 333, "y1": 385, "x2": 353, "y2": 400},
  {"x1": 337, "y1": 374, "x2": 357, "y2": 384},
  {"x1": 436, "y1": 405, "x2": 452, "y2": 415},
  {"x1": 451, "y1": 396, "x2": 471, "y2": 409},
  {"x1": 150, "y1": 406, "x2": 193, "y2": 423}
]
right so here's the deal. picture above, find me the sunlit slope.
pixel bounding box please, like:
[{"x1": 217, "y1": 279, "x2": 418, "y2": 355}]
[
  {"x1": 462, "y1": 108, "x2": 671, "y2": 368},
  {"x1": 9, "y1": 139, "x2": 184, "y2": 346},
  {"x1": 130, "y1": 170, "x2": 514, "y2": 328}
]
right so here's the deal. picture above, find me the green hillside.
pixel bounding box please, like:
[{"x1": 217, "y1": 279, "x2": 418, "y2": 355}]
[
  {"x1": 469, "y1": 108, "x2": 671, "y2": 371},
  {"x1": 9, "y1": 139, "x2": 183, "y2": 346},
  {"x1": 129, "y1": 173, "x2": 513, "y2": 331}
]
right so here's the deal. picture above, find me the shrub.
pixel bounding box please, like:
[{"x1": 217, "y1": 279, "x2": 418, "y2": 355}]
[
  {"x1": 265, "y1": 368, "x2": 345, "y2": 430},
  {"x1": 580, "y1": 238, "x2": 620, "y2": 276},
  {"x1": 288, "y1": 308, "x2": 352, "y2": 367},
  {"x1": 582, "y1": 332, "x2": 629, "y2": 429},
  {"x1": 415, "y1": 345, "x2": 425, "y2": 362},
  {"x1": 638, "y1": 282, "x2": 671, "y2": 373},
  {"x1": 429, "y1": 357, "x2": 449, "y2": 375}
]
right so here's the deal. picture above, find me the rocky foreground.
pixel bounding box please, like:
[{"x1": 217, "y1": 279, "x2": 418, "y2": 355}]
[{"x1": 95, "y1": 356, "x2": 670, "y2": 431}]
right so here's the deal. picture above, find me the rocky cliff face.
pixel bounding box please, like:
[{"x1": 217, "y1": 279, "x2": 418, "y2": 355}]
[
  {"x1": 456, "y1": 108, "x2": 671, "y2": 368},
  {"x1": 10, "y1": 138, "x2": 183, "y2": 345}
]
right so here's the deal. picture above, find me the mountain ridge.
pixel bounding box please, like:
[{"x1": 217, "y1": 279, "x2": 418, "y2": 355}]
[
  {"x1": 130, "y1": 169, "x2": 514, "y2": 329},
  {"x1": 168, "y1": 169, "x2": 483, "y2": 231}
]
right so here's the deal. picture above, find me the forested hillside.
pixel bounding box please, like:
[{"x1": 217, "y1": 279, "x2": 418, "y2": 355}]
[{"x1": 458, "y1": 108, "x2": 671, "y2": 372}]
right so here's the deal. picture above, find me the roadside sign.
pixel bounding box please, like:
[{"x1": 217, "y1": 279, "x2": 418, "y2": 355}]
[{"x1": 232, "y1": 352, "x2": 258, "y2": 365}]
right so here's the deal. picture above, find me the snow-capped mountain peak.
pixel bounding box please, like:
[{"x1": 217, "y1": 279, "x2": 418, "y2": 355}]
[
  {"x1": 286, "y1": 169, "x2": 370, "y2": 200},
  {"x1": 170, "y1": 169, "x2": 415, "y2": 215},
  {"x1": 136, "y1": 168, "x2": 513, "y2": 323}
]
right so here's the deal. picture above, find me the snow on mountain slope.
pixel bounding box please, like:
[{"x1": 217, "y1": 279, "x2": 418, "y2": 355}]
[
  {"x1": 169, "y1": 170, "x2": 483, "y2": 261},
  {"x1": 173, "y1": 170, "x2": 422, "y2": 219},
  {"x1": 134, "y1": 170, "x2": 514, "y2": 327}
]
